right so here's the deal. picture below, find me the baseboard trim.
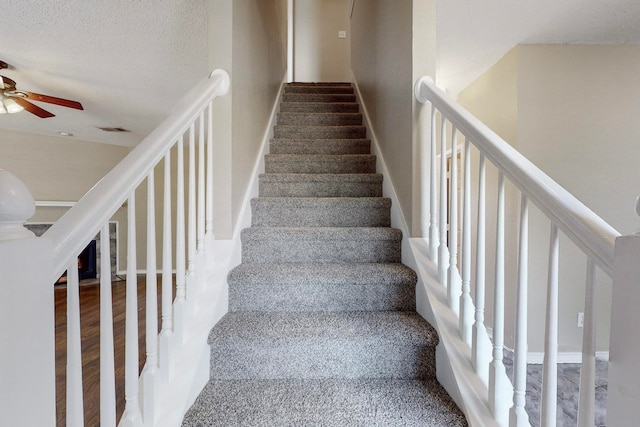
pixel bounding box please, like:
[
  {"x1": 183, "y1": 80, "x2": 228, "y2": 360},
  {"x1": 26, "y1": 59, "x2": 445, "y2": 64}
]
[{"x1": 524, "y1": 351, "x2": 610, "y2": 364}]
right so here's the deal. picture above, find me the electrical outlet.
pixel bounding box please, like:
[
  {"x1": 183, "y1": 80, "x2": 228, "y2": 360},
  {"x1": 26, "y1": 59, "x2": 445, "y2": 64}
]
[
  {"x1": 338, "y1": 30, "x2": 347, "y2": 39},
  {"x1": 577, "y1": 312, "x2": 584, "y2": 328}
]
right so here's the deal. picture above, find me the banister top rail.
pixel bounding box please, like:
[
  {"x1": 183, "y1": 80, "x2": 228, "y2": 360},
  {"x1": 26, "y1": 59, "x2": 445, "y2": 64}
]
[
  {"x1": 44, "y1": 69, "x2": 230, "y2": 282},
  {"x1": 415, "y1": 76, "x2": 620, "y2": 277}
]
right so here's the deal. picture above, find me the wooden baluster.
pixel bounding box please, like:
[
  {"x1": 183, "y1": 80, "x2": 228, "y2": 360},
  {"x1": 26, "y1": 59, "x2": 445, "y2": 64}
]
[
  {"x1": 160, "y1": 151, "x2": 174, "y2": 379},
  {"x1": 448, "y1": 127, "x2": 462, "y2": 315},
  {"x1": 174, "y1": 137, "x2": 187, "y2": 342},
  {"x1": 510, "y1": 195, "x2": 530, "y2": 427},
  {"x1": 459, "y1": 137, "x2": 473, "y2": 345},
  {"x1": 99, "y1": 224, "x2": 116, "y2": 427},
  {"x1": 438, "y1": 115, "x2": 449, "y2": 285},
  {"x1": 490, "y1": 171, "x2": 510, "y2": 426},
  {"x1": 141, "y1": 172, "x2": 159, "y2": 423},
  {"x1": 188, "y1": 124, "x2": 196, "y2": 276},
  {"x1": 120, "y1": 193, "x2": 142, "y2": 425},
  {"x1": 206, "y1": 102, "x2": 214, "y2": 240},
  {"x1": 197, "y1": 111, "x2": 205, "y2": 251},
  {"x1": 472, "y1": 153, "x2": 490, "y2": 386},
  {"x1": 66, "y1": 259, "x2": 84, "y2": 427},
  {"x1": 541, "y1": 223, "x2": 560, "y2": 427},
  {"x1": 429, "y1": 106, "x2": 439, "y2": 260},
  {"x1": 577, "y1": 258, "x2": 597, "y2": 427}
]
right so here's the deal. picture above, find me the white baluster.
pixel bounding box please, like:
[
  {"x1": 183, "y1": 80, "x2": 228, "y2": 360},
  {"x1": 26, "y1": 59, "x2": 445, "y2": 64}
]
[
  {"x1": 438, "y1": 115, "x2": 449, "y2": 285},
  {"x1": 490, "y1": 171, "x2": 510, "y2": 426},
  {"x1": 577, "y1": 258, "x2": 597, "y2": 427},
  {"x1": 174, "y1": 137, "x2": 187, "y2": 342},
  {"x1": 459, "y1": 137, "x2": 473, "y2": 345},
  {"x1": 160, "y1": 151, "x2": 174, "y2": 380},
  {"x1": 541, "y1": 223, "x2": 559, "y2": 427},
  {"x1": 120, "y1": 193, "x2": 142, "y2": 425},
  {"x1": 197, "y1": 111, "x2": 205, "y2": 251},
  {"x1": 66, "y1": 259, "x2": 84, "y2": 427},
  {"x1": 429, "y1": 106, "x2": 439, "y2": 260},
  {"x1": 419, "y1": 101, "x2": 430, "y2": 238},
  {"x1": 510, "y1": 195, "x2": 530, "y2": 427},
  {"x1": 472, "y1": 153, "x2": 491, "y2": 386},
  {"x1": 141, "y1": 172, "x2": 158, "y2": 424},
  {"x1": 188, "y1": 124, "x2": 196, "y2": 276},
  {"x1": 99, "y1": 224, "x2": 116, "y2": 427},
  {"x1": 206, "y1": 102, "x2": 214, "y2": 240},
  {"x1": 448, "y1": 127, "x2": 462, "y2": 315}
]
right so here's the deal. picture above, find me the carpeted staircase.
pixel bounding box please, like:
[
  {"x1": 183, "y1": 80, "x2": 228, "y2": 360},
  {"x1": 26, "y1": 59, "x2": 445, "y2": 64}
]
[{"x1": 182, "y1": 83, "x2": 468, "y2": 426}]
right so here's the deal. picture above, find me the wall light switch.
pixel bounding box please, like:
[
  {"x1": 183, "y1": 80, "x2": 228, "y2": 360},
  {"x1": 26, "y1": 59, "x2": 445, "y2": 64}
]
[{"x1": 338, "y1": 31, "x2": 347, "y2": 39}]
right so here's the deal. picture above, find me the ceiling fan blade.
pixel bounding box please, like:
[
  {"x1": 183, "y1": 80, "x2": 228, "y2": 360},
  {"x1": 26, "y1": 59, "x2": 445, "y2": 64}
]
[
  {"x1": 24, "y1": 91, "x2": 83, "y2": 110},
  {"x1": 2, "y1": 75, "x2": 16, "y2": 90},
  {"x1": 13, "y1": 97, "x2": 55, "y2": 118}
]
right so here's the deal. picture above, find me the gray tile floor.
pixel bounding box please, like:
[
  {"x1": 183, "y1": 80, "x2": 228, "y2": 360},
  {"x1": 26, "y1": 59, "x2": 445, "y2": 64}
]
[{"x1": 504, "y1": 356, "x2": 608, "y2": 427}]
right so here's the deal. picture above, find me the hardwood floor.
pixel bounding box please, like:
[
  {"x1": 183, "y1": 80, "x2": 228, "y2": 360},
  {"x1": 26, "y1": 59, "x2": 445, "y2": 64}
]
[{"x1": 55, "y1": 276, "x2": 164, "y2": 426}]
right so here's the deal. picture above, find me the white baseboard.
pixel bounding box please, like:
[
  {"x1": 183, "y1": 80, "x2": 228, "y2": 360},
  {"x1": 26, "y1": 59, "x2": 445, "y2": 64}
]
[{"x1": 524, "y1": 351, "x2": 610, "y2": 364}]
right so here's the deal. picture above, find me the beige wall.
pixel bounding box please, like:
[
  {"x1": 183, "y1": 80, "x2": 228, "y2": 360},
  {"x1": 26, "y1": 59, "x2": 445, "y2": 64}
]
[
  {"x1": 293, "y1": 0, "x2": 351, "y2": 82},
  {"x1": 351, "y1": 0, "x2": 414, "y2": 231},
  {"x1": 0, "y1": 129, "x2": 131, "y2": 270},
  {"x1": 0, "y1": 129, "x2": 130, "y2": 205},
  {"x1": 458, "y1": 44, "x2": 640, "y2": 353},
  {"x1": 209, "y1": 0, "x2": 288, "y2": 237}
]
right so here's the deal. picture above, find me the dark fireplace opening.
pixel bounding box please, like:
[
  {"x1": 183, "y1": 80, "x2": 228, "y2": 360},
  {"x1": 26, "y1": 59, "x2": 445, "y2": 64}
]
[
  {"x1": 55, "y1": 240, "x2": 98, "y2": 285},
  {"x1": 78, "y1": 240, "x2": 97, "y2": 280}
]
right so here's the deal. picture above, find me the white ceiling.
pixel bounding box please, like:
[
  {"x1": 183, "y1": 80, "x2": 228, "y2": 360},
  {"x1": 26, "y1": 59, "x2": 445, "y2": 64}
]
[
  {"x1": 437, "y1": 0, "x2": 640, "y2": 95},
  {"x1": 1, "y1": 0, "x2": 209, "y2": 147},
  {"x1": 3, "y1": 0, "x2": 640, "y2": 147}
]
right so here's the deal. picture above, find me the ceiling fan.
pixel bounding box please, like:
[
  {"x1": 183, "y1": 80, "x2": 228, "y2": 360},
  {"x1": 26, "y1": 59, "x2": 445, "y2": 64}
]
[{"x1": 0, "y1": 60, "x2": 83, "y2": 118}]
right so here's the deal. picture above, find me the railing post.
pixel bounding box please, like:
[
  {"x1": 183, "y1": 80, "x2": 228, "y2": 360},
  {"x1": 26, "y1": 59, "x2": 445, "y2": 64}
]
[
  {"x1": 607, "y1": 209, "x2": 640, "y2": 426},
  {"x1": 0, "y1": 170, "x2": 56, "y2": 426}
]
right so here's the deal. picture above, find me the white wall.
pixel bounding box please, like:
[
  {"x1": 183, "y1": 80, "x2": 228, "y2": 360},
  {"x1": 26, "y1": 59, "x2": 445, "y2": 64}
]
[
  {"x1": 458, "y1": 44, "x2": 640, "y2": 353},
  {"x1": 294, "y1": 0, "x2": 351, "y2": 82}
]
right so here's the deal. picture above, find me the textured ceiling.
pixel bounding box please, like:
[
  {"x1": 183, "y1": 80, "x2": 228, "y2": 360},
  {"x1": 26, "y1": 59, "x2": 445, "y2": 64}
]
[
  {"x1": 437, "y1": 0, "x2": 640, "y2": 95},
  {"x1": 1, "y1": 0, "x2": 208, "y2": 146},
  {"x1": 2, "y1": 1, "x2": 640, "y2": 146}
]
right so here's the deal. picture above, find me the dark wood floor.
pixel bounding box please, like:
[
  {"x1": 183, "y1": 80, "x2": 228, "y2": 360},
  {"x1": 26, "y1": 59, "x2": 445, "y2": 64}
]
[{"x1": 55, "y1": 276, "x2": 163, "y2": 426}]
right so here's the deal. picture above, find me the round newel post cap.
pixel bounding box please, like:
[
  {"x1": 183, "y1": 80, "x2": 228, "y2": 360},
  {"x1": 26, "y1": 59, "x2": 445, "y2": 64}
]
[{"x1": 0, "y1": 169, "x2": 36, "y2": 241}]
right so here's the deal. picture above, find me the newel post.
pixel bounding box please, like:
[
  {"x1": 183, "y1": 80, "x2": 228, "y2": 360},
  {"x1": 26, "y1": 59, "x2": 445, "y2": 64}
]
[
  {"x1": 607, "y1": 198, "x2": 640, "y2": 426},
  {"x1": 0, "y1": 170, "x2": 56, "y2": 426}
]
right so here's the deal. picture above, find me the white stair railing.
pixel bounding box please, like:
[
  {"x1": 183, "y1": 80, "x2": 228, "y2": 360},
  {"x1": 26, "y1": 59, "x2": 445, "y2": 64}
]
[
  {"x1": 415, "y1": 76, "x2": 624, "y2": 427},
  {"x1": 0, "y1": 70, "x2": 229, "y2": 427}
]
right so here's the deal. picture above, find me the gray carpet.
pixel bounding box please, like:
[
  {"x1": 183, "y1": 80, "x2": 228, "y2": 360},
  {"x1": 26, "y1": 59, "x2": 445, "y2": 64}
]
[{"x1": 182, "y1": 82, "x2": 467, "y2": 426}]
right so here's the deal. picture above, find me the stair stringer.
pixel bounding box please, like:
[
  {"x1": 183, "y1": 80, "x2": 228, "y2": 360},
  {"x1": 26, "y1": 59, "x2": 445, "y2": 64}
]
[{"x1": 351, "y1": 75, "x2": 496, "y2": 427}]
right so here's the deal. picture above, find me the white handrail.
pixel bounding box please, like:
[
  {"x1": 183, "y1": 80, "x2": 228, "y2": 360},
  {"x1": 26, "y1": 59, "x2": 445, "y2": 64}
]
[
  {"x1": 44, "y1": 70, "x2": 230, "y2": 281},
  {"x1": 415, "y1": 76, "x2": 619, "y2": 276},
  {"x1": 414, "y1": 74, "x2": 621, "y2": 427}
]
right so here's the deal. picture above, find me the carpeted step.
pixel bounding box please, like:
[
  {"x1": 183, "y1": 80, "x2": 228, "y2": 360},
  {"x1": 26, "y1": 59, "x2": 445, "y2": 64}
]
[
  {"x1": 287, "y1": 82, "x2": 352, "y2": 87},
  {"x1": 241, "y1": 227, "x2": 402, "y2": 264},
  {"x1": 284, "y1": 85, "x2": 354, "y2": 94},
  {"x1": 273, "y1": 124, "x2": 366, "y2": 139},
  {"x1": 251, "y1": 197, "x2": 391, "y2": 227},
  {"x1": 208, "y1": 311, "x2": 438, "y2": 380},
  {"x1": 265, "y1": 154, "x2": 376, "y2": 174},
  {"x1": 279, "y1": 101, "x2": 360, "y2": 113},
  {"x1": 182, "y1": 378, "x2": 467, "y2": 427},
  {"x1": 277, "y1": 112, "x2": 362, "y2": 126},
  {"x1": 228, "y1": 263, "x2": 416, "y2": 312},
  {"x1": 283, "y1": 93, "x2": 357, "y2": 103},
  {"x1": 259, "y1": 173, "x2": 383, "y2": 197},
  {"x1": 269, "y1": 138, "x2": 371, "y2": 155}
]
